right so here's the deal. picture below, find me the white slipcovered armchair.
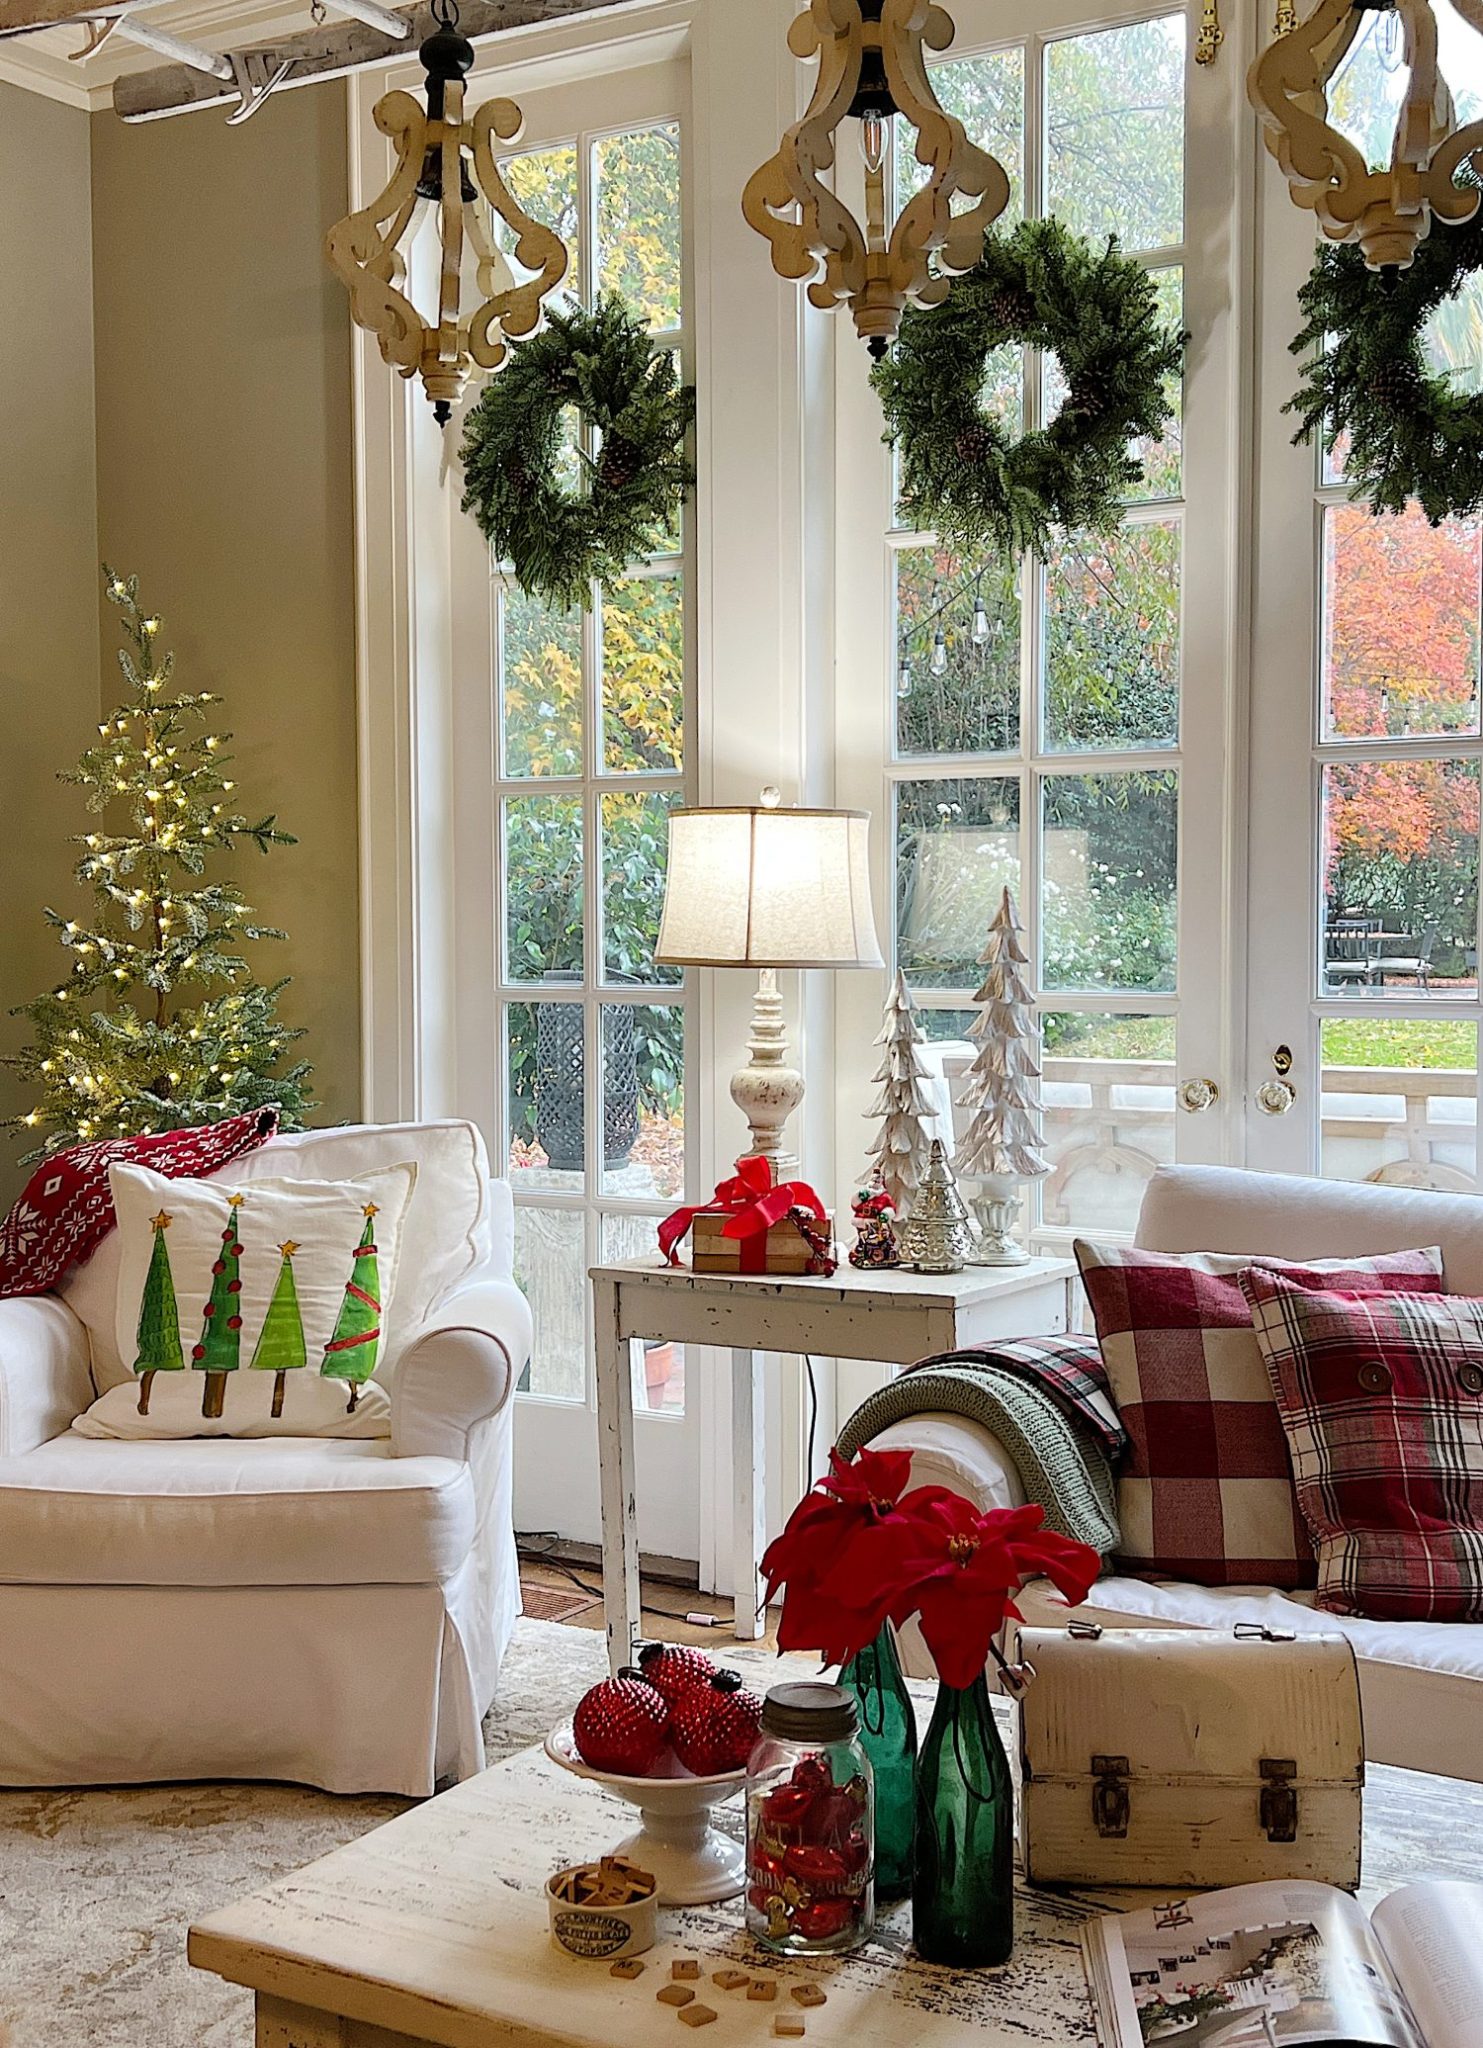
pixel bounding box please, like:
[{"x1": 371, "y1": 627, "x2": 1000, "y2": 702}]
[{"x1": 0, "y1": 1120, "x2": 532, "y2": 1796}]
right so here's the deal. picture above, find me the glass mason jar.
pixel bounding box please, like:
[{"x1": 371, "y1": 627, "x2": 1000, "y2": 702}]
[
  {"x1": 839, "y1": 1624, "x2": 916, "y2": 1902},
  {"x1": 745, "y1": 1682, "x2": 875, "y2": 1956}
]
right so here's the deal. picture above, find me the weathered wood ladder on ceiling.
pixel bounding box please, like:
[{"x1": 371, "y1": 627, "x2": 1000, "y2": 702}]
[{"x1": 0, "y1": 0, "x2": 633, "y2": 121}]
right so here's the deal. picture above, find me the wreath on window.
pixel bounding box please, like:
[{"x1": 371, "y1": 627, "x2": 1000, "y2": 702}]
[
  {"x1": 460, "y1": 294, "x2": 696, "y2": 613},
  {"x1": 1287, "y1": 200, "x2": 1483, "y2": 524},
  {"x1": 870, "y1": 217, "x2": 1185, "y2": 561}
]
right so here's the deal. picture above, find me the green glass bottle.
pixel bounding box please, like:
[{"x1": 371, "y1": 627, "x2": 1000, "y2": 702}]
[
  {"x1": 912, "y1": 1673, "x2": 1014, "y2": 1967},
  {"x1": 839, "y1": 1625, "x2": 916, "y2": 1901}
]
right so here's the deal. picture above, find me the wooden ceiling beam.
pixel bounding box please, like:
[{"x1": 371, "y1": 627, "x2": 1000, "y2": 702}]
[{"x1": 16, "y1": 0, "x2": 637, "y2": 118}]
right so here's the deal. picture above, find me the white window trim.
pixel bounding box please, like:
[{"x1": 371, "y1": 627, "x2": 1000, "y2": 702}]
[{"x1": 349, "y1": 0, "x2": 838, "y2": 1569}]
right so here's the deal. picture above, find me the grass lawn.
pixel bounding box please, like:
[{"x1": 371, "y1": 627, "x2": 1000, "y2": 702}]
[
  {"x1": 1320, "y1": 1017, "x2": 1476, "y2": 1071},
  {"x1": 1038, "y1": 1013, "x2": 1475, "y2": 1070}
]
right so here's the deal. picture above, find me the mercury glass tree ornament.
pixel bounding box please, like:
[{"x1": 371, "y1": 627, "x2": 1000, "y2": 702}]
[
  {"x1": 325, "y1": 0, "x2": 570, "y2": 423},
  {"x1": 1248, "y1": 0, "x2": 1483, "y2": 270},
  {"x1": 897, "y1": 1140, "x2": 974, "y2": 1273},
  {"x1": 743, "y1": 0, "x2": 1012, "y2": 357}
]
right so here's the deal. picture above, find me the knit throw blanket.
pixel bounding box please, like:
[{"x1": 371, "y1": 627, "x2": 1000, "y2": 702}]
[{"x1": 834, "y1": 1335, "x2": 1122, "y2": 1560}]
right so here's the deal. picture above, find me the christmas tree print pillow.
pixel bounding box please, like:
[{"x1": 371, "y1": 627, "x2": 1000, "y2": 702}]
[{"x1": 72, "y1": 1160, "x2": 417, "y2": 1440}]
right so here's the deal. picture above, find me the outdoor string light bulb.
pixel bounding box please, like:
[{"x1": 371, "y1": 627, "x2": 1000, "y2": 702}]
[
  {"x1": 1248, "y1": 0, "x2": 1483, "y2": 269},
  {"x1": 325, "y1": 0, "x2": 570, "y2": 423},
  {"x1": 743, "y1": 0, "x2": 1012, "y2": 357}
]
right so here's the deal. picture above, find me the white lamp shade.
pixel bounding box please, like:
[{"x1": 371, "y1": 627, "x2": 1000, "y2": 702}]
[{"x1": 656, "y1": 806, "x2": 884, "y2": 969}]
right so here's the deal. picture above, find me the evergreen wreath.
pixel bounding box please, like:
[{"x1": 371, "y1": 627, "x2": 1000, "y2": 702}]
[
  {"x1": 871, "y1": 217, "x2": 1185, "y2": 561},
  {"x1": 1288, "y1": 200, "x2": 1483, "y2": 523},
  {"x1": 460, "y1": 294, "x2": 696, "y2": 612}
]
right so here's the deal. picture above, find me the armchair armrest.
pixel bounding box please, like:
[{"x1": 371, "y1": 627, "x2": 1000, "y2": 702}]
[
  {"x1": 391, "y1": 1273, "x2": 533, "y2": 1462},
  {"x1": 0, "y1": 1295, "x2": 94, "y2": 1455}
]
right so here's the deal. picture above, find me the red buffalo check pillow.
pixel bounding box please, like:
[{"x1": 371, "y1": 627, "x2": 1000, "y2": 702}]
[
  {"x1": 1240, "y1": 1271, "x2": 1483, "y2": 1623},
  {"x1": 1075, "y1": 1240, "x2": 1445, "y2": 1589}
]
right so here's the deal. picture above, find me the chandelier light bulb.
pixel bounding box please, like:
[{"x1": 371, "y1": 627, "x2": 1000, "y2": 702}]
[{"x1": 859, "y1": 109, "x2": 887, "y2": 177}]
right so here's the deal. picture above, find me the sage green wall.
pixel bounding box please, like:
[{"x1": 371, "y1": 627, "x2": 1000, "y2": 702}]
[
  {"x1": 0, "y1": 83, "x2": 100, "y2": 1203},
  {"x1": 90, "y1": 86, "x2": 362, "y2": 1136}
]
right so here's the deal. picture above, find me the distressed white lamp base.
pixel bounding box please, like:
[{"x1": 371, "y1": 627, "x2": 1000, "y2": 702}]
[
  {"x1": 545, "y1": 1725, "x2": 746, "y2": 1905},
  {"x1": 730, "y1": 966, "x2": 804, "y2": 1178},
  {"x1": 969, "y1": 1177, "x2": 1032, "y2": 1267}
]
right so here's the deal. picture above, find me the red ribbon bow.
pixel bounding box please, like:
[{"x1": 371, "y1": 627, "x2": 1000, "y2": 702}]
[{"x1": 658, "y1": 1154, "x2": 828, "y2": 1268}]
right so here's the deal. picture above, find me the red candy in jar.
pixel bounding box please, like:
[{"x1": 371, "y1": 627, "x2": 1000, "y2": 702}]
[{"x1": 745, "y1": 1682, "x2": 875, "y2": 1957}]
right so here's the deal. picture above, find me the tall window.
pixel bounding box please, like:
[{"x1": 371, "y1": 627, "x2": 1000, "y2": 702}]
[
  {"x1": 492, "y1": 122, "x2": 693, "y2": 1407},
  {"x1": 1310, "y1": 13, "x2": 1481, "y2": 1191},
  {"x1": 886, "y1": 15, "x2": 1186, "y2": 1236}
]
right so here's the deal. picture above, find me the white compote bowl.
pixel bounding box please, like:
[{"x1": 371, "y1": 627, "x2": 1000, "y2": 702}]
[{"x1": 545, "y1": 1721, "x2": 746, "y2": 1906}]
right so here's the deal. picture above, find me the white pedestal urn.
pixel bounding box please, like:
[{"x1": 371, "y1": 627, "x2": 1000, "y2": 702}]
[
  {"x1": 968, "y1": 1172, "x2": 1030, "y2": 1267},
  {"x1": 546, "y1": 1724, "x2": 746, "y2": 1905}
]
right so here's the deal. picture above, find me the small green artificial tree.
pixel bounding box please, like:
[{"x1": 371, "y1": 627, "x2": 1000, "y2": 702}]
[
  {"x1": 4, "y1": 568, "x2": 313, "y2": 1163},
  {"x1": 133, "y1": 1208, "x2": 185, "y2": 1416},
  {"x1": 321, "y1": 1204, "x2": 383, "y2": 1414},
  {"x1": 251, "y1": 1238, "x2": 308, "y2": 1418},
  {"x1": 194, "y1": 1194, "x2": 246, "y2": 1419}
]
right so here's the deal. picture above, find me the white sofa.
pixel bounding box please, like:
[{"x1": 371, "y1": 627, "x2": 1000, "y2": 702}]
[
  {"x1": 0, "y1": 1120, "x2": 533, "y2": 1797},
  {"x1": 871, "y1": 1165, "x2": 1483, "y2": 1784}
]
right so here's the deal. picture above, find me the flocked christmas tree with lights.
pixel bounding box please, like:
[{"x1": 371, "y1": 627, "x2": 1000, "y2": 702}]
[
  {"x1": 864, "y1": 970, "x2": 935, "y2": 1221},
  {"x1": 4, "y1": 569, "x2": 312, "y2": 1162}
]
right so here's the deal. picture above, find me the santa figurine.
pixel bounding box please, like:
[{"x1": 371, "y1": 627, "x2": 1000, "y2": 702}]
[{"x1": 849, "y1": 1175, "x2": 901, "y2": 1270}]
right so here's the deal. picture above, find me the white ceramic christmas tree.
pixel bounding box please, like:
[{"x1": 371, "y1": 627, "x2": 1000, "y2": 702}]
[
  {"x1": 865, "y1": 970, "x2": 934, "y2": 1221},
  {"x1": 955, "y1": 888, "x2": 1050, "y2": 1265}
]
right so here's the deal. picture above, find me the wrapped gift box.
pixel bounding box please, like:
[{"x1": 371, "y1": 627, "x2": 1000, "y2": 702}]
[{"x1": 691, "y1": 1210, "x2": 833, "y2": 1275}]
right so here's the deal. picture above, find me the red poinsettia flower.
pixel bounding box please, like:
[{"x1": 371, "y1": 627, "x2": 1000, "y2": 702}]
[
  {"x1": 888, "y1": 1493, "x2": 1101, "y2": 1690},
  {"x1": 761, "y1": 1446, "x2": 923, "y2": 1665}
]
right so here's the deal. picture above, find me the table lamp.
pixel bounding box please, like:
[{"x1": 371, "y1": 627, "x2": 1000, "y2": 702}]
[{"x1": 655, "y1": 788, "x2": 884, "y2": 1175}]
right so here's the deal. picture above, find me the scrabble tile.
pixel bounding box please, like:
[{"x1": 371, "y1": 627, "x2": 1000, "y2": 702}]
[
  {"x1": 679, "y1": 2005, "x2": 718, "y2": 2029},
  {"x1": 774, "y1": 2018, "x2": 806, "y2": 2039},
  {"x1": 657, "y1": 1984, "x2": 695, "y2": 2008},
  {"x1": 713, "y1": 1969, "x2": 751, "y2": 1991},
  {"x1": 792, "y1": 1984, "x2": 827, "y2": 2008},
  {"x1": 748, "y1": 1978, "x2": 778, "y2": 2001},
  {"x1": 672, "y1": 1959, "x2": 701, "y2": 1981},
  {"x1": 610, "y1": 1959, "x2": 646, "y2": 1980}
]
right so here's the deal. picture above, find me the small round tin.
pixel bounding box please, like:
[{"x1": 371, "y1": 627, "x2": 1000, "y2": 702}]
[{"x1": 546, "y1": 1859, "x2": 658, "y2": 1960}]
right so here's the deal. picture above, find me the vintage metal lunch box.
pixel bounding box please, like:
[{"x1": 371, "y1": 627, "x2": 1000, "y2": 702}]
[{"x1": 1012, "y1": 1622, "x2": 1364, "y2": 1890}]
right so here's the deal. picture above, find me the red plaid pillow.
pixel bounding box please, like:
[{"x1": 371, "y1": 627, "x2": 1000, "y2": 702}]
[
  {"x1": 1241, "y1": 1271, "x2": 1483, "y2": 1623},
  {"x1": 1075, "y1": 1240, "x2": 1444, "y2": 1589}
]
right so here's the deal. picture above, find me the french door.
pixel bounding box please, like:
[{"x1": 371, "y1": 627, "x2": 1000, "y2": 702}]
[
  {"x1": 449, "y1": 52, "x2": 707, "y2": 1558},
  {"x1": 1246, "y1": 5, "x2": 1483, "y2": 1194},
  {"x1": 833, "y1": 0, "x2": 1253, "y2": 1247}
]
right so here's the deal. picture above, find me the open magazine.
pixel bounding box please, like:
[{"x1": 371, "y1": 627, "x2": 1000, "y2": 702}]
[{"x1": 1084, "y1": 1879, "x2": 1483, "y2": 2048}]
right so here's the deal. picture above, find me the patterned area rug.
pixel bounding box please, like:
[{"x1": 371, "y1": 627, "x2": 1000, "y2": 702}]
[
  {"x1": 0, "y1": 1617, "x2": 629, "y2": 2047},
  {"x1": 4, "y1": 1619, "x2": 1482, "y2": 2046}
]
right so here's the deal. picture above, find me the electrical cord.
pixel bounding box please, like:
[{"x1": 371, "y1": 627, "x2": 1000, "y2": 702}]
[
  {"x1": 517, "y1": 1531, "x2": 709, "y2": 1628},
  {"x1": 804, "y1": 1352, "x2": 819, "y2": 1485}
]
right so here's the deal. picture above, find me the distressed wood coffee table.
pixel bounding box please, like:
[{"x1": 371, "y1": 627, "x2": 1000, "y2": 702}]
[{"x1": 189, "y1": 1711, "x2": 1483, "y2": 2048}]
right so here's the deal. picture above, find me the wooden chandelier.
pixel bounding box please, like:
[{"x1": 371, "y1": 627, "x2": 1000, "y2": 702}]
[
  {"x1": 1248, "y1": 0, "x2": 1483, "y2": 270},
  {"x1": 325, "y1": 0, "x2": 569, "y2": 423},
  {"x1": 742, "y1": 0, "x2": 1010, "y2": 357}
]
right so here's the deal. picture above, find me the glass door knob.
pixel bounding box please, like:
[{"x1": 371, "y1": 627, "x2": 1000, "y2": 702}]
[
  {"x1": 1179, "y1": 1078, "x2": 1220, "y2": 1113},
  {"x1": 1257, "y1": 1079, "x2": 1298, "y2": 1115}
]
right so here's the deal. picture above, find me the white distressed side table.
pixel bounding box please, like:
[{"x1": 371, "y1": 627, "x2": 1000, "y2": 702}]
[{"x1": 589, "y1": 1255, "x2": 1078, "y2": 1674}]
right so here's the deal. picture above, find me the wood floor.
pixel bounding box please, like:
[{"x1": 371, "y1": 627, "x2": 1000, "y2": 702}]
[{"x1": 519, "y1": 1556, "x2": 782, "y2": 1651}]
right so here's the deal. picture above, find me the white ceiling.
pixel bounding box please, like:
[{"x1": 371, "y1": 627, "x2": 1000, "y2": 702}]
[{"x1": 0, "y1": 0, "x2": 312, "y2": 110}]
